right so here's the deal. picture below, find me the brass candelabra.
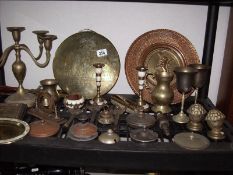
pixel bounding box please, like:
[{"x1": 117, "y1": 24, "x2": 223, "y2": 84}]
[{"x1": 0, "y1": 27, "x2": 57, "y2": 107}]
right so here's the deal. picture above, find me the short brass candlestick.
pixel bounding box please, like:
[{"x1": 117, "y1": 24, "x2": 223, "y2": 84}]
[
  {"x1": 136, "y1": 66, "x2": 149, "y2": 110},
  {"x1": 0, "y1": 27, "x2": 57, "y2": 107},
  {"x1": 92, "y1": 63, "x2": 105, "y2": 106}
]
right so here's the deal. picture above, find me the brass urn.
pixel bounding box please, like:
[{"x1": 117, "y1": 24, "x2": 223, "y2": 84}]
[
  {"x1": 151, "y1": 71, "x2": 174, "y2": 113},
  {"x1": 40, "y1": 79, "x2": 59, "y2": 104}
]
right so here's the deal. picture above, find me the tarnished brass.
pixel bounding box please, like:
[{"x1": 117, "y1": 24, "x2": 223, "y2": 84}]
[
  {"x1": 37, "y1": 91, "x2": 55, "y2": 114},
  {"x1": 173, "y1": 132, "x2": 209, "y2": 150},
  {"x1": 0, "y1": 118, "x2": 30, "y2": 144},
  {"x1": 98, "y1": 106, "x2": 114, "y2": 125},
  {"x1": 206, "y1": 109, "x2": 225, "y2": 140},
  {"x1": 53, "y1": 30, "x2": 120, "y2": 99},
  {"x1": 0, "y1": 103, "x2": 27, "y2": 119},
  {"x1": 130, "y1": 128, "x2": 158, "y2": 143},
  {"x1": 189, "y1": 64, "x2": 211, "y2": 103},
  {"x1": 151, "y1": 71, "x2": 174, "y2": 113},
  {"x1": 0, "y1": 27, "x2": 57, "y2": 107},
  {"x1": 173, "y1": 67, "x2": 197, "y2": 124},
  {"x1": 187, "y1": 104, "x2": 207, "y2": 131},
  {"x1": 125, "y1": 29, "x2": 199, "y2": 104},
  {"x1": 98, "y1": 129, "x2": 120, "y2": 144},
  {"x1": 29, "y1": 120, "x2": 59, "y2": 138},
  {"x1": 40, "y1": 79, "x2": 59, "y2": 104}
]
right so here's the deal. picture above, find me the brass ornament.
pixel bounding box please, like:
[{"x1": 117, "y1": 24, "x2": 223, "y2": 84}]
[
  {"x1": 125, "y1": 29, "x2": 200, "y2": 104},
  {"x1": 53, "y1": 30, "x2": 120, "y2": 99},
  {"x1": 205, "y1": 109, "x2": 225, "y2": 140},
  {"x1": 98, "y1": 129, "x2": 120, "y2": 144},
  {"x1": 0, "y1": 118, "x2": 30, "y2": 144}
]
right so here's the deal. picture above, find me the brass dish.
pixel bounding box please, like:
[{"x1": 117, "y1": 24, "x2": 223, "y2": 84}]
[
  {"x1": 53, "y1": 30, "x2": 120, "y2": 99},
  {"x1": 125, "y1": 29, "x2": 200, "y2": 104},
  {"x1": 0, "y1": 118, "x2": 30, "y2": 144}
]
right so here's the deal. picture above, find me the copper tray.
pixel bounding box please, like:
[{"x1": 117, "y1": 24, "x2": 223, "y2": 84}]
[
  {"x1": 53, "y1": 30, "x2": 120, "y2": 99},
  {"x1": 125, "y1": 29, "x2": 200, "y2": 104}
]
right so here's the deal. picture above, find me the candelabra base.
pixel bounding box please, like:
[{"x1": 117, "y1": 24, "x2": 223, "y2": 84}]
[
  {"x1": 172, "y1": 111, "x2": 189, "y2": 124},
  {"x1": 5, "y1": 92, "x2": 36, "y2": 107}
]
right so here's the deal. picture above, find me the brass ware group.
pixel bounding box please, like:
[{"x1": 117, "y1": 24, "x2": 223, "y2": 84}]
[{"x1": 0, "y1": 27, "x2": 227, "y2": 148}]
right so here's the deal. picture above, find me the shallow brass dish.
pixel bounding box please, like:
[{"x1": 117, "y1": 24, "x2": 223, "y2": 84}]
[
  {"x1": 0, "y1": 118, "x2": 30, "y2": 144},
  {"x1": 125, "y1": 29, "x2": 200, "y2": 104},
  {"x1": 53, "y1": 30, "x2": 120, "y2": 99}
]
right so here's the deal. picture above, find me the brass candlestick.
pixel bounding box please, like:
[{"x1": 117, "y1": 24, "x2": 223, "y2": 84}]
[
  {"x1": 136, "y1": 66, "x2": 149, "y2": 110},
  {"x1": 0, "y1": 27, "x2": 57, "y2": 107},
  {"x1": 92, "y1": 63, "x2": 106, "y2": 106},
  {"x1": 173, "y1": 67, "x2": 197, "y2": 124}
]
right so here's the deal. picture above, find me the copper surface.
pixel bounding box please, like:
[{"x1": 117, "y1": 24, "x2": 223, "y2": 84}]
[
  {"x1": 125, "y1": 29, "x2": 200, "y2": 104},
  {"x1": 53, "y1": 30, "x2": 120, "y2": 99},
  {"x1": 29, "y1": 120, "x2": 60, "y2": 137}
]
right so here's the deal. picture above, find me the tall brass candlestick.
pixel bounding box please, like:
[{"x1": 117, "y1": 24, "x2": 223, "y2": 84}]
[{"x1": 0, "y1": 27, "x2": 57, "y2": 107}]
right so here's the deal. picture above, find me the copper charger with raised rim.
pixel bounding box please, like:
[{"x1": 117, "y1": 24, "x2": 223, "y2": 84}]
[{"x1": 125, "y1": 29, "x2": 200, "y2": 104}]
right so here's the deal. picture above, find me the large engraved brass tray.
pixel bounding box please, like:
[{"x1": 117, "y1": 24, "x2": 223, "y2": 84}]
[
  {"x1": 53, "y1": 30, "x2": 120, "y2": 99},
  {"x1": 0, "y1": 118, "x2": 30, "y2": 144},
  {"x1": 125, "y1": 29, "x2": 200, "y2": 104}
]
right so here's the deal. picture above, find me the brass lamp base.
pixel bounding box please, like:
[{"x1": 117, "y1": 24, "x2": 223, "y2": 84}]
[
  {"x1": 151, "y1": 105, "x2": 172, "y2": 114},
  {"x1": 172, "y1": 111, "x2": 189, "y2": 124},
  {"x1": 5, "y1": 92, "x2": 36, "y2": 108},
  {"x1": 207, "y1": 130, "x2": 225, "y2": 140},
  {"x1": 187, "y1": 121, "x2": 202, "y2": 132}
]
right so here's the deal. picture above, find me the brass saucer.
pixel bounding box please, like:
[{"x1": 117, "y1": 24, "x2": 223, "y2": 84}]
[
  {"x1": 130, "y1": 128, "x2": 158, "y2": 143},
  {"x1": 172, "y1": 112, "x2": 189, "y2": 124},
  {"x1": 126, "y1": 112, "x2": 155, "y2": 128},
  {"x1": 173, "y1": 132, "x2": 210, "y2": 150}
]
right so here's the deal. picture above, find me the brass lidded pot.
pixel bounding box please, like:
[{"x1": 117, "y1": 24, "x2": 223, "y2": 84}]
[
  {"x1": 40, "y1": 79, "x2": 59, "y2": 103},
  {"x1": 151, "y1": 71, "x2": 174, "y2": 114},
  {"x1": 205, "y1": 109, "x2": 225, "y2": 140},
  {"x1": 98, "y1": 106, "x2": 114, "y2": 125},
  {"x1": 98, "y1": 129, "x2": 120, "y2": 144}
]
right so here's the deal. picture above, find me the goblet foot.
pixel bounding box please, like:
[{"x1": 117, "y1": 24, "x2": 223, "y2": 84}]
[
  {"x1": 151, "y1": 104, "x2": 172, "y2": 114},
  {"x1": 187, "y1": 121, "x2": 203, "y2": 132},
  {"x1": 5, "y1": 92, "x2": 36, "y2": 107},
  {"x1": 173, "y1": 111, "x2": 189, "y2": 124},
  {"x1": 207, "y1": 130, "x2": 225, "y2": 140}
]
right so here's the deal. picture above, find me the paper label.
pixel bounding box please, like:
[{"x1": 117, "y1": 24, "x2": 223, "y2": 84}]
[{"x1": 97, "y1": 49, "x2": 108, "y2": 57}]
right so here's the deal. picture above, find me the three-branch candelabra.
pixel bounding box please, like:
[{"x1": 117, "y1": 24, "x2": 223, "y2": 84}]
[{"x1": 0, "y1": 27, "x2": 57, "y2": 107}]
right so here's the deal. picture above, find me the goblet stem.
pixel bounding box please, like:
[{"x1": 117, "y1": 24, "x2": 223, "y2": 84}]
[
  {"x1": 181, "y1": 92, "x2": 185, "y2": 113},
  {"x1": 194, "y1": 88, "x2": 198, "y2": 104}
]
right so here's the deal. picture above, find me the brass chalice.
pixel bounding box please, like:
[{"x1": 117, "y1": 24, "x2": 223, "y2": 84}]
[
  {"x1": 189, "y1": 64, "x2": 210, "y2": 104},
  {"x1": 173, "y1": 67, "x2": 197, "y2": 124}
]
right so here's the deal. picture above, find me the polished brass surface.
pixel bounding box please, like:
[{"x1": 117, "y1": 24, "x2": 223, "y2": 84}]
[
  {"x1": 40, "y1": 79, "x2": 59, "y2": 103},
  {"x1": 0, "y1": 118, "x2": 30, "y2": 144},
  {"x1": 126, "y1": 110, "x2": 156, "y2": 128},
  {"x1": 53, "y1": 30, "x2": 120, "y2": 99},
  {"x1": 189, "y1": 64, "x2": 211, "y2": 103},
  {"x1": 98, "y1": 129, "x2": 120, "y2": 144},
  {"x1": 29, "y1": 120, "x2": 59, "y2": 138},
  {"x1": 206, "y1": 109, "x2": 225, "y2": 140},
  {"x1": 173, "y1": 67, "x2": 197, "y2": 124},
  {"x1": 151, "y1": 71, "x2": 174, "y2": 113},
  {"x1": 125, "y1": 29, "x2": 200, "y2": 104},
  {"x1": 173, "y1": 132, "x2": 210, "y2": 150},
  {"x1": 130, "y1": 128, "x2": 158, "y2": 143},
  {"x1": 187, "y1": 104, "x2": 207, "y2": 131},
  {"x1": 0, "y1": 27, "x2": 57, "y2": 107},
  {"x1": 98, "y1": 106, "x2": 114, "y2": 125}
]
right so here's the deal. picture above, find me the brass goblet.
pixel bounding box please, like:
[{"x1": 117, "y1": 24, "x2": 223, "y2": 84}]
[
  {"x1": 189, "y1": 64, "x2": 210, "y2": 104},
  {"x1": 173, "y1": 67, "x2": 197, "y2": 124}
]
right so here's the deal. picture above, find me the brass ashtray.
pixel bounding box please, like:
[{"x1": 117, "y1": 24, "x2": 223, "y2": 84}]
[{"x1": 0, "y1": 118, "x2": 30, "y2": 144}]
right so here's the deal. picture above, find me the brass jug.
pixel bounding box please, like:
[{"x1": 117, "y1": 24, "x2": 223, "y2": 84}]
[
  {"x1": 40, "y1": 79, "x2": 59, "y2": 104},
  {"x1": 151, "y1": 71, "x2": 174, "y2": 113}
]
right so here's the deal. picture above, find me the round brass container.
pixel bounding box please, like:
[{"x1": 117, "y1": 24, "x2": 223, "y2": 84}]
[
  {"x1": 125, "y1": 29, "x2": 199, "y2": 104},
  {"x1": 53, "y1": 30, "x2": 120, "y2": 99},
  {"x1": 130, "y1": 128, "x2": 158, "y2": 143},
  {"x1": 29, "y1": 120, "x2": 59, "y2": 138},
  {"x1": 98, "y1": 129, "x2": 120, "y2": 144},
  {"x1": 0, "y1": 118, "x2": 30, "y2": 144},
  {"x1": 173, "y1": 132, "x2": 210, "y2": 150},
  {"x1": 98, "y1": 107, "x2": 114, "y2": 125},
  {"x1": 40, "y1": 79, "x2": 59, "y2": 103},
  {"x1": 126, "y1": 112, "x2": 156, "y2": 128}
]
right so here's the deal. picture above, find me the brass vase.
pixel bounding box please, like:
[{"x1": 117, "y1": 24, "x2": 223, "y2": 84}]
[
  {"x1": 40, "y1": 79, "x2": 59, "y2": 104},
  {"x1": 151, "y1": 71, "x2": 174, "y2": 113}
]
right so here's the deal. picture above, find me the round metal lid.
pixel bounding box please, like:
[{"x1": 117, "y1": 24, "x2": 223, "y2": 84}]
[
  {"x1": 0, "y1": 118, "x2": 30, "y2": 144},
  {"x1": 126, "y1": 112, "x2": 155, "y2": 128},
  {"x1": 130, "y1": 128, "x2": 158, "y2": 143},
  {"x1": 173, "y1": 132, "x2": 210, "y2": 150},
  {"x1": 98, "y1": 129, "x2": 120, "y2": 144},
  {"x1": 29, "y1": 120, "x2": 60, "y2": 138},
  {"x1": 53, "y1": 30, "x2": 120, "y2": 99}
]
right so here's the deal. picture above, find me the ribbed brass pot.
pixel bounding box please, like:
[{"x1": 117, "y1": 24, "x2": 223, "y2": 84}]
[{"x1": 151, "y1": 71, "x2": 174, "y2": 113}]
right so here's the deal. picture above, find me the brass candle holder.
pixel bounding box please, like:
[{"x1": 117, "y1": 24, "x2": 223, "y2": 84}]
[
  {"x1": 136, "y1": 66, "x2": 149, "y2": 110},
  {"x1": 173, "y1": 67, "x2": 197, "y2": 124},
  {"x1": 0, "y1": 27, "x2": 57, "y2": 107},
  {"x1": 205, "y1": 109, "x2": 225, "y2": 140}
]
